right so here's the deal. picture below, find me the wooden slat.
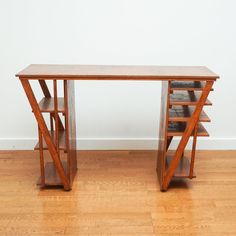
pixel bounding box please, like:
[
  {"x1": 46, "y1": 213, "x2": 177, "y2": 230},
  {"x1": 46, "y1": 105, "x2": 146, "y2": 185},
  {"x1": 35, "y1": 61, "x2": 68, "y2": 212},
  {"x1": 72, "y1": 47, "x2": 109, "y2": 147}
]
[
  {"x1": 169, "y1": 106, "x2": 210, "y2": 122},
  {"x1": 170, "y1": 81, "x2": 214, "y2": 91},
  {"x1": 166, "y1": 155, "x2": 196, "y2": 178},
  {"x1": 38, "y1": 97, "x2": 65, "y2": 113},
  {"x1": 167, "y1": 122, "x2": 209, "y2": 137},
  {"x1": 34, "y1": 130, "x2": 66, "y2": 150},
  {"x1": 37, "y1": 161, "x2": 67, "y2": 186},
  {"x1": 170, "y1": 92, "x2": 212, "y2": 106}
]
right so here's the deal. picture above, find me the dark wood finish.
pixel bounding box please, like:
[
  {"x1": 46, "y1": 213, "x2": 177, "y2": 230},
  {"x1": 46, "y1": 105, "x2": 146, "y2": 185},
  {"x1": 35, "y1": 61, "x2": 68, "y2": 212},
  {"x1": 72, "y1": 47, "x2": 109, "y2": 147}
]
[
  {"x1": 16, "y1": 64, "x2": 219, "y2": 80},
  {"x1": 170, "y1": 81, "x2": 214, "y2": 91},
  {"x1": 166, "y1": 155, "x2": 196, "y2": 178},
  {"x1": 167, "y1": 122, "x2": 209, "y2": 137},
  {"x1": 38, "y1": 97, "x2": 65, "y2": 113},
  {"x1": 170, "y1": 91, "x2": 212, "y2": 106},
  {"x1": 166, "y1": 136, "x2": 173, "y2": 151},
  {"x1": 169, "y1": 106, "x2": 210, "y2": 122}
]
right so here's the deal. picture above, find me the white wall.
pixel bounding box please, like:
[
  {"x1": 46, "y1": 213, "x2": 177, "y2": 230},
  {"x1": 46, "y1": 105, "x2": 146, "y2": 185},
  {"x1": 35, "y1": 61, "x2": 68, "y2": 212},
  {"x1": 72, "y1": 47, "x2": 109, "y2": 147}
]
[{"x1": 0, "y1": 0, "x2": 235, "y2": 150}]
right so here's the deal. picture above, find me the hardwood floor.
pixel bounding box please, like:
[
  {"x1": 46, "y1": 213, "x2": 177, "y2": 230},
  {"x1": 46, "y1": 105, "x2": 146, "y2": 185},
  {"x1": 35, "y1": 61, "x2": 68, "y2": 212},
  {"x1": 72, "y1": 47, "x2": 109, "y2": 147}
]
[{"x1": 0, "y1": 150, "x2": 236, "y2": 235}]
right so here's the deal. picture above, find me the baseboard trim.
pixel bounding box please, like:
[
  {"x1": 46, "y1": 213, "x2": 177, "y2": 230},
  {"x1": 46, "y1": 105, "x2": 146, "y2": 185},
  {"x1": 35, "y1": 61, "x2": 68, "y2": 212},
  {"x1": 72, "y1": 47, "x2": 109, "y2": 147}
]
[{"x1": 0, "y1": 137, "x2": 236, "y2": 150}]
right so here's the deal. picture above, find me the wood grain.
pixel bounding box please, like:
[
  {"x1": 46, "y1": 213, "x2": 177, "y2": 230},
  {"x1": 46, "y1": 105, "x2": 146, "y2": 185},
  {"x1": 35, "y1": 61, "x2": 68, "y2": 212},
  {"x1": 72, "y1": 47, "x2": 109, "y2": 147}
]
[
  {"x1": 16, "y1": 64, "x2": 219, "y2": 80},
  {"x1": 38, "y1": 97, "x2": 65, "y2": 113},
  {"x1": 0, "y1": 150, "x2": 235, "y2": 235},
  {"x1": 64, "y1": 80, "x2": 77, "y2": 187}
]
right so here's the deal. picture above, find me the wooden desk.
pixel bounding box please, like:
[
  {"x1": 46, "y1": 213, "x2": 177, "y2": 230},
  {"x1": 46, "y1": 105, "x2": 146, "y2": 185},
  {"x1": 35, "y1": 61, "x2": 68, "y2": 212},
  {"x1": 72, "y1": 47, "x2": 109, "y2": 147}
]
[{"x1": 16, "y1": 64, "x2": 219, "y2": 191}]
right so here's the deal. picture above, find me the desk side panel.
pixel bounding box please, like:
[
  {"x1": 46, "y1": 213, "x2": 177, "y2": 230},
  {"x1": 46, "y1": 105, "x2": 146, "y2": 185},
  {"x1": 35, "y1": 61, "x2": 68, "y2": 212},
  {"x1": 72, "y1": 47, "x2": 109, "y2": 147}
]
[
  {"x1": 66, "y1": 80, "x2": 77, "y2": 185},
  {"x1": 157, "y1": 81, "x2": 169, "y2": 190}
]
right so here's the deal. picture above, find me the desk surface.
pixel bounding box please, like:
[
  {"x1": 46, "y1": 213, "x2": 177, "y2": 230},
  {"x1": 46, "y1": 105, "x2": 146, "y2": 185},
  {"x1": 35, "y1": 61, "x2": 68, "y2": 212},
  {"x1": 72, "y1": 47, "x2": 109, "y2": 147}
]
[{"x1": 16, "y1": 64, "x2": 219, "y2": 80}]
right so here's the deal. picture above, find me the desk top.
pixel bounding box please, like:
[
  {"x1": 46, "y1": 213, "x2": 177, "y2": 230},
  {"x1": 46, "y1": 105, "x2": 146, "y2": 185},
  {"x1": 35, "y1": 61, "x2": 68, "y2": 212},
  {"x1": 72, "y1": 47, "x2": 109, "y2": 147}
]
[{"x1": 16, "y1": 64, "x2": 219, "y2": 81}]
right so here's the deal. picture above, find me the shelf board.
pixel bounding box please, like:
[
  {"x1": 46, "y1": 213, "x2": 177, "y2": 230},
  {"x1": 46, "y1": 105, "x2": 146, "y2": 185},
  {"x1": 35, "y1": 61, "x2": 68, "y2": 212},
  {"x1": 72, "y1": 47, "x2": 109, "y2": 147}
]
[
  {"x1": 166, "y1": 155, "x2": 196, "y2": 178},
  {"x1": 170, "y1": 81, "x2": 214, "y2": 91},
  {"x1": 37, "y1": 161, "x2": 67, "y2": 186},
  {"x1": 169, "y1": 106, "x2": 210, "y2": 122},
  {"x1": 34, "y1": 130, "x2": 66, "y2": 150},
  {"x1": 38, "y1": 97, "x2": 65, "y2": 113},
  {"x1": 167, "y1": 122, "x2": 209, "y2": 137},
  {"x1": 169, "y1": 91, "x2": 212, "y2": 106}
]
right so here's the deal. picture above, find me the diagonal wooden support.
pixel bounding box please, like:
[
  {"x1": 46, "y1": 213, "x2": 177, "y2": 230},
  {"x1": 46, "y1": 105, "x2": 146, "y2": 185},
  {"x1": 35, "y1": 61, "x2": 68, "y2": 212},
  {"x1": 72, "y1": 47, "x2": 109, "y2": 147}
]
[
  {"x1": 20, "y1": 79, "x2": 70, "y2": 190},
  {"x1": 162, "y1": 80, "x2": 214, "y2": 190}
]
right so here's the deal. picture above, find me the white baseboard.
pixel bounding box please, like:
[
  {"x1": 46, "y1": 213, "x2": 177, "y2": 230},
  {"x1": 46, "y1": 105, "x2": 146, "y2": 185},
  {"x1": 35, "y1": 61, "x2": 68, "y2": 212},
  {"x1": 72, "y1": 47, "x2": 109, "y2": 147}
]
[{"x1": 0, "y1": 137, "x2": 236, "y2": 150}]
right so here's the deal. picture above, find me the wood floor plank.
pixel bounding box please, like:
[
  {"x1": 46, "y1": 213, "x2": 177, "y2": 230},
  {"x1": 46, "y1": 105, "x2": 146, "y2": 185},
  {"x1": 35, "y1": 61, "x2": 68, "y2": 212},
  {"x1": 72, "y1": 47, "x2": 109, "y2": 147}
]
[{"x1": 0, "y1": 150, "x2": 236, "y2": 235}]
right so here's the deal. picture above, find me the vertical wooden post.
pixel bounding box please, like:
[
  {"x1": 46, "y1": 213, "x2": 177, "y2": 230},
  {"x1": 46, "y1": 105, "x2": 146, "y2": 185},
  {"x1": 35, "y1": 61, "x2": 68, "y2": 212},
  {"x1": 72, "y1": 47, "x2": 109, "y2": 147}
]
[
  {"x1": 189, "y1": 124, "x2": 198, "y2": 178},
  {"x1": 64, "y1": 80, "x2": 70, "y2": 181},
  {"x1": 53, "y1": 80, "x2": 60, "y2": 158},
  {"x1": 38, "y1": 125, "x2": 45, "y2": 186}
]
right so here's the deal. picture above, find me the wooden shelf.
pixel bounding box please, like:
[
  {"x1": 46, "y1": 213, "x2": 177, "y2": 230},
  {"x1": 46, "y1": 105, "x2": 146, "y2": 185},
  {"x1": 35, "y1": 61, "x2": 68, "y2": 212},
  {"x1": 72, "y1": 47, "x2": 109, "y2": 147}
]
[
  {"x1": 38, "y1": 97, "x2": 65, "y2": 113},
  {"x1": 37, "y1": 161, "x2": 67, "y2": 186},
  {"x1": 34, "y1": 130, "x2": 66, "y2": 150},
  {"x1": 169, "y1": 106, "x2": 210, "y2": 122},
  {"x1": 166, "y1": 155, "x2": 196, "y2": 178},
  {"x1": 170, "y1": 81, "x2": 214, "y2": 91},
  {"x1": 167, "y1": 122, "x2": 209, "y2": 137},
  {"x1": 169, "y1": 91, "x2": 212, "y2": 106}
]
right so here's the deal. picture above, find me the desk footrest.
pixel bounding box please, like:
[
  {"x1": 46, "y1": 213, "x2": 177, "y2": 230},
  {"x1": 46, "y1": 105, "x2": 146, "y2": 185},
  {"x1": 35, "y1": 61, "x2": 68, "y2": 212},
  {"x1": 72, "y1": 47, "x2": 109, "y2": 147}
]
[
  {"x1": 37, "y1": 161, "x2": 67, "y2": 186},
  {"x1": 166, "y1": 155, "x2": 196, "y2": 178}
]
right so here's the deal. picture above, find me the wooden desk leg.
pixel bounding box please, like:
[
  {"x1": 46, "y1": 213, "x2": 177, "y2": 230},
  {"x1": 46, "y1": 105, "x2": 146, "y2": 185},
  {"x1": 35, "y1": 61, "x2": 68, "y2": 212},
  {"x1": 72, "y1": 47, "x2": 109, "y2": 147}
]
[
  {"x1": 64, "y1": 80, "x2": 77, "y2": 187},
  {"x1": 157, "y1": 81, "x2": 170, "y2": 190},
  {"x1": 20, "y1": 79, "x2": 70, "y2": 190},
  {"x1": 162, "y1": 81, "x2": 214, "y2": 190}
]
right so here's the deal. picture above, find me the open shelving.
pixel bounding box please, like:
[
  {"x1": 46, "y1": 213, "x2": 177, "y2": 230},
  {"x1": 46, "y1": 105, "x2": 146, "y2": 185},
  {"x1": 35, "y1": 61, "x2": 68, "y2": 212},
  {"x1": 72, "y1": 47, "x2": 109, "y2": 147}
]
[
  {"x1": 157, "y1": 80, "x2": 214, "y2": 188},
  {"x1": 33, "y1": 80, "x2": 77, "y2": 188}
]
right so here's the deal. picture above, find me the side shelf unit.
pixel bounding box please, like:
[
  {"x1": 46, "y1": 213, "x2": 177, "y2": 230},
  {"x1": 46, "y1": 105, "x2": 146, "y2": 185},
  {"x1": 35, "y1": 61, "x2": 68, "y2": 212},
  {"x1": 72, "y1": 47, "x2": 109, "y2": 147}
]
[
  {"x1": 34, "y1": 80, "x2": 77, "y2": 188},
  {"x1": 157, "y1": 80, "x2": 214, "y2": 190}
]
